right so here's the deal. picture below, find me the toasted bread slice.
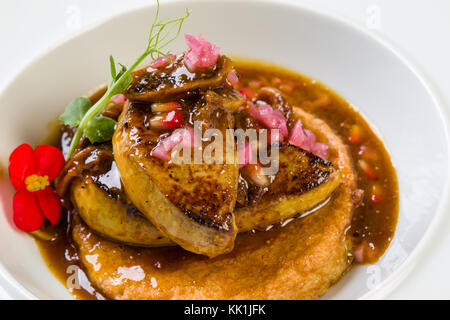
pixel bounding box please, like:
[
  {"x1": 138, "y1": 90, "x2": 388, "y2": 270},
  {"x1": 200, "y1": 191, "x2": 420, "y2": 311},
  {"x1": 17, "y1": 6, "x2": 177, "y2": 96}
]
[{"x1": 113, "y1": 101, "x2": 239, "y2": 258}]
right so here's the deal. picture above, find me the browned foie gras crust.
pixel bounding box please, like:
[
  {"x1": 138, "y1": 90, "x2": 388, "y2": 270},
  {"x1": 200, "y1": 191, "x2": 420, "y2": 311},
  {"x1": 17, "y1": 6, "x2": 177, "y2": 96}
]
[
  {"x1": 236, "y1": 144, "x2": 340, "y2": 232},
  {"x1": 126, "y1": 55, "x2": 233, "y2": 103}
]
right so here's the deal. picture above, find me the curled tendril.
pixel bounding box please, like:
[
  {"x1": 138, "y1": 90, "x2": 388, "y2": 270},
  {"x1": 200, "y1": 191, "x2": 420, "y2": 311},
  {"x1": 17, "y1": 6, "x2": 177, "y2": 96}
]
[{"x1": 65, "y1": 0, "x2": 189, "y2": 159}]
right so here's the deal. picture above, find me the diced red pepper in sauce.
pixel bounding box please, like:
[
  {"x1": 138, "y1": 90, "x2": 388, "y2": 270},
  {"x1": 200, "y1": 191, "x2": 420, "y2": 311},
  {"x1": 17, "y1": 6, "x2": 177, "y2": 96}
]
[
  {"x1": 370, "y1": 184, "x2": 383, "y2": 203},
  {"x1": 310, "y1": 94, "x2": 330, "y2": 108},
  {"x1": 358, "y1": 159, "x2": 378, "y2": 180},
  {"x1": 248, "y1": 80, "x2": 262, "y2": 90},
  {"x1": 358, "y1": 145, "x2": 378, "y2": 161},
  {"x1": 239, "y1": 88, "x2": 256, "y2": 101},
  {"x1": 271, "y1": 77, "x2": 281, "y2": 86},
  {"x1": 279, "y1": 83, "x2": 294, "y2": 94},
  {"x1": 150, "y1": 110, "x2": 183, "y2": 130},
  {"x1": 353, "y1": 240, "x2": 379, "y2": 264},
  {"x1": 348, "y1": 124, "x2": 362, "y2": 144},
  {"x1": 151, "y1": 101, "x2": 182, "y2": 113}
]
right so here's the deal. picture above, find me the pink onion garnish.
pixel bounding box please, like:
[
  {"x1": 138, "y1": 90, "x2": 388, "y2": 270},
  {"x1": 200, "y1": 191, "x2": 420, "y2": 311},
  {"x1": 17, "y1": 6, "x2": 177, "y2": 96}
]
[
  {"x1": 226, "y1": 70, "x2": 239, "y2": 86},
  {"x1": 289, "y1": 120, "x2": 329, "y2": 159},
  {"x1": 111, "y1": 94, "x2": 127, "y2": 104},
  {"x1": 151, "y1": 144, "x2": 171, "y2": 161},
  {"x1": 248, "y1": 103, "x2": 289, "y2": 140},
  {"x1": 149, "y1": 54, "x2": 177, "y2": 69},
  {"x1": 152, "y1": 126, "x2": 196, "y2": 161},
  {"x1": 183, "y1": 34, "x2": 220, "y2": 73},
  {"x1": 237, "y1": 142, "x2": 255, "y2": 168},
  {"x1": 312, "y1": 142, "x2": 329, "y2": 160}
]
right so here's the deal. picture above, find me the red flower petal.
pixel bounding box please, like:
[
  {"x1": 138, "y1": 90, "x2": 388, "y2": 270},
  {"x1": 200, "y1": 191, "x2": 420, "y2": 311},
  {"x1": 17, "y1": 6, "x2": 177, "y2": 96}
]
[
  {"x1": 8, "y1": 144, "x2": 35, "y2": 191},
  {"x1": 33, "y1": 145, "x2": 65, "y2": 181},
  {"x1": 36, "y1": 187, "x2": 61, "y2": 226},
  {"x1": 13, "y1": 190, "x2": 44, "y2": 232}
]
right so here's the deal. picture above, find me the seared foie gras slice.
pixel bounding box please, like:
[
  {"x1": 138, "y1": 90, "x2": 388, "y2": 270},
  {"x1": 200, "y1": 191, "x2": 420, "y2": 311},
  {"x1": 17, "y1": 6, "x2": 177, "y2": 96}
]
[
  {"x1": 236, "y1": 144, "x2": 340, "y2": 232},
  {"x1": 71, "y1": 177, "x2": 173, "y2": 247},
  {"x1": 55, "y1": 140, "x2": 172, "y2": 247},
  {"x1": 113, "y1": 101, "x2": 239, "y2": 257},
  {"x1": 126, "y1": 55, "x2": 233, "y2": 102}
]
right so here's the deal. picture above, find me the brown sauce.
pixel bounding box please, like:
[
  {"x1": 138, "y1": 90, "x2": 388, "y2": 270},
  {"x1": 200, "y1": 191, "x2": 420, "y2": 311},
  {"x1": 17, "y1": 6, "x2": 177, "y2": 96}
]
[
  {"x1": 236, "y1": 61, "x2": 399, "y2": 263},
  {"x1": 35, "y1": 60, "x2": 399, "y2": 299}
]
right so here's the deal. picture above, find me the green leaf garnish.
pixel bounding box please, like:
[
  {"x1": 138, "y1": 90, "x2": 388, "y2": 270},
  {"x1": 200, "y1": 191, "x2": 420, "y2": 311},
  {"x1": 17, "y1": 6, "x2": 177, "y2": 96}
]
[
  {"x1": 84, "y1": 116, "x2": 117, "y2": 144},
  {"x1": 59, "y1": 97, "x2": 91, "y2": 127},
  {"x1": 61, "y1": 0, "x2": 190, "y2": 159},
  {"x1": 60, "y1": 96, "x2": 116, "y2": 144}
]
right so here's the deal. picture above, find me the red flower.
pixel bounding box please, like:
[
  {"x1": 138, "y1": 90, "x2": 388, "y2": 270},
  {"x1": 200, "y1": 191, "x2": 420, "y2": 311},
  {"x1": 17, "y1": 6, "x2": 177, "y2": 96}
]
[{"x1": 8, "y1": 144, "x2": 65, "y2": 232}]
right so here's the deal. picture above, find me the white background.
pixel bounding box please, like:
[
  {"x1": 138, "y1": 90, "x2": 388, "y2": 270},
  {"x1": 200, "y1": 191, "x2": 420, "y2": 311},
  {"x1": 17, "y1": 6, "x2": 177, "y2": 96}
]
[{"x1": 1, "y1": 0, "x2": 449, "y2": 299}]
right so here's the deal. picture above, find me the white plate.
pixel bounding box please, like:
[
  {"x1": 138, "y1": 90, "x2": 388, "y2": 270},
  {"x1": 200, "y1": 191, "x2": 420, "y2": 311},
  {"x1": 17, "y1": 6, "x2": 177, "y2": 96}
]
[{"x1": 0, "y1": 0, "x2": 448, "y2": 299}]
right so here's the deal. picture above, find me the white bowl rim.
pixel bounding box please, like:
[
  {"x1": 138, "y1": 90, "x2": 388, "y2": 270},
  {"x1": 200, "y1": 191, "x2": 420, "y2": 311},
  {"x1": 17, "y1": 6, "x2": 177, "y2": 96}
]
[{"x1": 0, "y1": 0, "x2": 448, "y2": 300}]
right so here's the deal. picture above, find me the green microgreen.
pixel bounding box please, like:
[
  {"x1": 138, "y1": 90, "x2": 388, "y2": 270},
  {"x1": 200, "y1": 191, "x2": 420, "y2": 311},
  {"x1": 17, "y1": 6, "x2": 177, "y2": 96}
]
[{"x1": 60, "y1": 0, "x2": 189, "y2": 159}]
